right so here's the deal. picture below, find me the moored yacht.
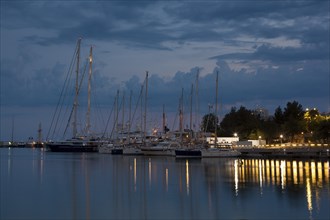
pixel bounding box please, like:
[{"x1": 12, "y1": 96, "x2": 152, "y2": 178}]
[
  {"x1": 141, "y1": 141, "x2": 180, "y2": 156},
  {"x1": 46, "y1": 39, "x2": 103, "y2": 152},
  {"x1": 46, "y1": 137, "x2": 100, "y2": 152}
]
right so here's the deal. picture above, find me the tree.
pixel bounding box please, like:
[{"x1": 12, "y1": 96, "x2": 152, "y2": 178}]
[
  {"x1": 282, "y1": 101, "x2": 305, "y2": 142},
  {"x1": 283, "y1": 101, "x2": 304, "y2": 121},
  {"x1": 312, "y1": 119, "x2": 330, "y2": 143},
  {"x1": 274, "y1": 106, "x2": 284, "y2": 125},
  {"x1": 201, "y1": 113, "x2": 218, "y2": 132},
  {"x1": 220, "y1": 106, "x2": 260, "y2": 140},
  {"x1": 259, "y1": 119, "x2": 278, "y2": 144}
]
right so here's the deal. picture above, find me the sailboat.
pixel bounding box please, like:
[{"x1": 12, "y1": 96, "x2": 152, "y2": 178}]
[
  {"x1": 200, "y1": 71, "x2": 240, "y2": 158},
  {"x1": 175, "y1": 71, "x2": 241, "y2": 158},
  {"x1": 46, "y1": 39, "x2": 101, "y2": 152},
  {"x1": 175, "y1": 85, "x2": 203, "y2": 158}
]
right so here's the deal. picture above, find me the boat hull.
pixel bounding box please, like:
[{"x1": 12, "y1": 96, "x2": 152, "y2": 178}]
[
  {"x1": 175, "y1": 149, "x2": 202, "y2": 158},
  {"x1": 46, "y1": 143, "x2": 99, "y2": 152},
  {"x1": 123, "y1": 147, "x2": 143, "y2": 155},
  {"x1": 201, "y1": 148, "x2": 241, "y2": 157},
  {"x1": 141, "y1": 148, "x2": 174, "y2": 156}
]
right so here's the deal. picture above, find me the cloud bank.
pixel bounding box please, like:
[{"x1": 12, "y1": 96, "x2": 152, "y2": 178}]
[{"x1": 1, "y1": 0, "x2": 329, "y2": 140}]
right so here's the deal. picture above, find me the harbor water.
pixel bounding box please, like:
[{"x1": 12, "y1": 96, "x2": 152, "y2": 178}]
[{"x1": 1, "y1": 148, "x2": 329, "y2": 220}]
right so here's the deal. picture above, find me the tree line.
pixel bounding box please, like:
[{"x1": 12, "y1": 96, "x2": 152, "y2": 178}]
[{"x1": 201, "y1": 101, "x2": 329, "y2": 144}]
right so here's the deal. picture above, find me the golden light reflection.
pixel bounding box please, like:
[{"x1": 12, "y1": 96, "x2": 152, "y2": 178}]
[
  {"x1": 317, "y1": 162, "x2": 323, "y2": 185},
  {"x1": 292, "y1": 161, "x2": 298, "y2": 185},
  {"x1": 306, "y1": 178, "x2": 313, "y2": 213},
  {"x1": 271, "y1": 160, "x2": 275, "y2": 185},
  {"x1": 233, "y1": 159, "x2": 329, "y2": 217},
  {"x1": 259, "y1": 160, "x2": 263, "y2": 190},
  {"x1": 299, "y1": 161, "x2": 304, "y2": 185},
  {"x1": 149, "y1": 158, "x2": 152, "y2": 186},
  {"x1": 134, "y1": 158, "x2": 137, "y2": 191},
  {"x1": 186, "y1": 160, "x2": 190, "y2": 195},
  {"x1": 280, "y1": 160, "x2": 286, "y2": 189},
  {"x1": 165, "y1": 168, "x2": 168, "y2": 192},
  {"x1": 234, "y1": 160, "x2": 239, "y2": 196},
  {"x1": 276, "y1": 160, "x2": 280, "y2": 186}
]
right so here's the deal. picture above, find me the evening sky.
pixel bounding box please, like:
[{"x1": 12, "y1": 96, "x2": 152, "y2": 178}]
[{"x1": 1, "y1": 0, "x2": 329, "y2": 140}]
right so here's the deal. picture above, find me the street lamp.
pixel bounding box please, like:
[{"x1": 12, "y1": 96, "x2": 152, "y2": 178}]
[{"x1": 280, "y1": 134, "x2": 283, "y2": 145}]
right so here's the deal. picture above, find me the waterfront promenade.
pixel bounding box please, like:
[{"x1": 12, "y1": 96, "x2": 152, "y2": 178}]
[{"x1": 236, "y1": 143, "x2": 329, "y2": 159}]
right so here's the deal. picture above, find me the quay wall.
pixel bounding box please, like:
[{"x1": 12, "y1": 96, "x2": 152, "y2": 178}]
[{"x1": 236, "y1": 144, "x2": 330, "y2": 159}]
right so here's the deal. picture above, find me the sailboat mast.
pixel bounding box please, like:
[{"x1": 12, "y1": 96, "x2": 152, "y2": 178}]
[
  {"x1": 179, "y1": 88, "x2": 184, "y2": 135},
  {"x1": 11, "y1": 116, "x2": 14, "y2": 143},
  {"x1": 73, "y1": 38, "x2": 81, "y2": 137},
  {"x1": 190, "y1": 84, "x2": 193, "y2": 131},
  {"x1": 122, "y1": 91, "x2": 125, "y2": 135},
  {"x1": 195, "y1": 69, "x2": 199, "y2": 131},
  {"x1": 38, "y1": 122, "x2": 42, "y2": 144},
  {"x1": 115, "y1": 90, "x2": 119, "y2": 139},
  {"x1": 86, "y1": 46, "x2": 93, "y2": 135},
  {"x1": 144, "y1": 71, "x2": 149, "y2": 140},
  {"x1": 128, "y1": 90, "x2": 132, "y2": 143},
  {"x1": 162, "y1": 104, "x2": 166, "y2": 133},
  {"x1": 214, "y1": 71, "x2": 219, "y2": 146}
]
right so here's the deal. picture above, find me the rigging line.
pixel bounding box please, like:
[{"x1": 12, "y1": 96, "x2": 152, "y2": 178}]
[
  {"x1": 90, "y1": 73, "x2": 106, "y2": 133},
  {"x1": 53, "y1": 51, "x2": 78, "y2": 139},
  {"x1": 63, "y1": 58, "x2": 88, "y2": 138},
  {"x1": 130, "y1": 84, "x2": 144, "y2": 131},
  {"x1": 52, "y1": 46, "x2": 79, "y2": 139},
  {"x1": 109, "y1": 93, "x2": 125, "y2": 140},
  {"x1": 101, "y1": 97, "x2": 116, "y2": 139},
  {"x1": 47, "y1": 43, "x2": 79, "y2": 140},
  {"x1": 171, "y1": 93, "x2": 182, "y2": 132}
]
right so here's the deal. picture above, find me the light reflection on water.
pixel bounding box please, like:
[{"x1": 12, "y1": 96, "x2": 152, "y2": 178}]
[{"x1": 1, "y1": 148, "x2": 329, "y2": 220}]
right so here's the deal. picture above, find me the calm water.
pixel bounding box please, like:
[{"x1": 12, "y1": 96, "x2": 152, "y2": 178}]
[{"x1": 1, "y1": 148, "x2": 329, "y2": 220}]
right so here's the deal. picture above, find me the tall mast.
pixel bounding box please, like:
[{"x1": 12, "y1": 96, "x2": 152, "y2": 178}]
[
  {"x1": 179, "y1": 88, "x2": 184, "y2": 134},
  {"x1": 73, "y1": 38, "x2": 81, "y2": 137},
  {"x1": 115, "y1": 90, "x2": 119, "y2": 139},
  {"x1": 140, "y1": 85, "x2": 143, "y2": 137},
  {"x1": 190, "y1": 84, "x2": 193, "y2": 131},
  {"x1": 38, "y1": 122, "x2": 42, "y2": 144},
  {"x1": 179, "y1": 88, "x2": 185, "y2": 143},
  {"x1": 128, "y1": 90, "x2": 132, "y2": 143},
  {"x1": 86, "y1": 46, "x2": 93, "y2": 135},
  {"x1": 162, "y1": 104, "x2": 166, "y2": 133},
  {"x1": 144, "y1": 71, "x2": 149, "y2": 140},
  {"x1": 195, "y1": 69, "x2": 199, "y2": 131},
  {"x1": 122, "y1": 91, "x2": 125, "y2": 135},
  {"x1": 214, "y1": 71, "x2": 219, "y2": 147},
  {"x1": 11, "y1": 116, "x2": 14, "y2": 143}
]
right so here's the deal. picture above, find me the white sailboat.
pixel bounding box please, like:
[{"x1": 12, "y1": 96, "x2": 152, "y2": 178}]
[{"x1": 46, "y1": 39, "x2": 101, "y2": 152}]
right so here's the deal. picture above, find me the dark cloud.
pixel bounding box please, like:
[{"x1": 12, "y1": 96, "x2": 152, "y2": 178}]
[
  {"x1": 212, "y1": 42, "x2": 329, "y2": 62},
  {"x1": 1, "y1": 0, "x2": 329, "y2": 140}
]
